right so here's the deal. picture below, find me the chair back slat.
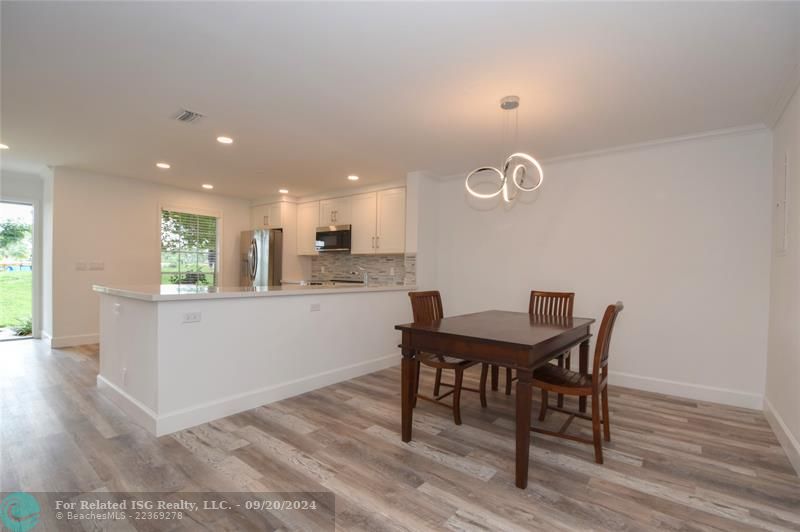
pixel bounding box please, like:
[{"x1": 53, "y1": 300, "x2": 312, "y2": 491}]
[
  {"x1": 593, "y1": 302, "x2": 624, "y2": 381},
  {"x1": 409, "y1": 291, "x2": 444, "y2": 323},
  {"x1": 529, "y1": 290, "x2": 574, "y2": 317}
]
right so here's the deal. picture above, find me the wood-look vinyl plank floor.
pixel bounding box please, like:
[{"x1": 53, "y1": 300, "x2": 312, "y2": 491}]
[{"x1": 1, "y1": 339, "x2": 798, "y2": 531}]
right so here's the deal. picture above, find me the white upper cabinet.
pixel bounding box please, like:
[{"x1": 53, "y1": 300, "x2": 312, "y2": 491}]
[
  {"x1": 251, "y1": 202, "x2": 283, "y2": 229},
  {"x1": 350, "y1": 192, "x2": 378, "y2": 254},
  {"x1": 376, "y1": 188, "x2": 406, "y2": 253},
  {"x1": 350, "y1": 187, "x2": 405, "y2": 254},
  {"x1": 319, "y1": 197, "x2": 352, "y2": 226},
  {"x1": 297, "y1": 201, "x2": 320, "y2": 255}
]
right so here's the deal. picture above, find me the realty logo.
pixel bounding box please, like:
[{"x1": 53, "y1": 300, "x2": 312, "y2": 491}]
[{"x1": 0, "y1": 493, "x2": 40, "y2": 532}]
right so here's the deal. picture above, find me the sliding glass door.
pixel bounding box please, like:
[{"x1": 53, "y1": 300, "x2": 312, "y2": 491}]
[{"x1": 0, "y1": 201, "x2": 34, "y2": 339}]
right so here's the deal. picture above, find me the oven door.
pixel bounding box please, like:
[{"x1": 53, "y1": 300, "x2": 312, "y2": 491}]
[{"x1": 315, "y1": 225, "x2": 351, "y2": 252}]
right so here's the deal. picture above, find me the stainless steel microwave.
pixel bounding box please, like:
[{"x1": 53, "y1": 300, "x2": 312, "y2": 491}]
[{"x1": 315, "y1": 224, "x2": 351, "y2": 252}]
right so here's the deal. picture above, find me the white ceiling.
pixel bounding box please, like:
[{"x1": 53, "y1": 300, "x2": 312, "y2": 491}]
[{"x1": 2, "y1": 2, "x2": 798, "y2": 198}]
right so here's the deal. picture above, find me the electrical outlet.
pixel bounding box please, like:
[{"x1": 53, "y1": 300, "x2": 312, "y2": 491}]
[
  {"x1": 310, "y1": 303, "x2": 321, "y2": 312},
  {"x1": 389, "y1": 267, "x2": 395, "y2": 276},
  {"x1": 321, "y1": 266, "x2": 326, "y2": 273},
  {"x1": 182, "y1": 312, "x2": 202, "y2": 323},
  {"x1": 76, "y1": 262, "x2": 87, "y2": 271},
  {"x1": 112, "y1": 303, "x2": 121, "y2": 315}
]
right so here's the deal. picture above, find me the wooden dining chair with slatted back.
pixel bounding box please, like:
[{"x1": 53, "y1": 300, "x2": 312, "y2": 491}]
[
  {"x1": 532, "y1": 301, "x2": 623, "y2": 464},
  {"x1": 408, "y1": 291, "x2": 489, "y2": 425},
  {"x1": 503, "y1": 291, "x2": 575, "y2": 408}
]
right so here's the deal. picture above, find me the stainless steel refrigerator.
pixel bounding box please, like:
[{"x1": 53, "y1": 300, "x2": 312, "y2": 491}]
[{"x1": 240, "y1": 229, "x2": 283, "y2": 287}]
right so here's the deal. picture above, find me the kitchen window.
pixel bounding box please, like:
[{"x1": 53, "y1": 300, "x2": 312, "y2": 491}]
[{"x1": 160, "y1": 209, "x2": 219, "y2": 286}]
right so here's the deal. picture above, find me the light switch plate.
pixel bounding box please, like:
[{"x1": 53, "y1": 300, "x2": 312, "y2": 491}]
[{"x1": 310, "y1": 303, "x2": 321, "y2": 312}]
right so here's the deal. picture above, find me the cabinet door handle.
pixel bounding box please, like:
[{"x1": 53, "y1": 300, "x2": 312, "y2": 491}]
[
  {"x1": 375, "y1": 236, "x2": 379, "y2": 249},
  {"x1": 371, "y1": 236, "x2": 375, "y2": 248},
  {"x1": 263, "y1": 215, "x2": 268, "y2": 226}
]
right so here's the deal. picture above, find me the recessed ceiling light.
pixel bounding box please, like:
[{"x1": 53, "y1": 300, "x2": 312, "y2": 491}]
[
  {"x1": 202, "y1": 184, "x2": 214, "y2": 190},
  {"x1": 0, "y1": 144, "x2": 9, "y2": 150},
  {"x1": 216, "y1": 136, "x2": 233, "y2": 144},
  {"x1": 279, "y1": 189, "x2": 289, "y2": 194},
  {"x1": 156, "y1": 162, "x2": 170, "y2": 169},
  {"x1": 347, "y1": 175, "x2": 359, "y2": 181}
]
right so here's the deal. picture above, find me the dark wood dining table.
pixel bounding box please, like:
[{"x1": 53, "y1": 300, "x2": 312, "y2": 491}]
[{"x1": 395, "y1": 310, "x2": 595, "y2": 489}]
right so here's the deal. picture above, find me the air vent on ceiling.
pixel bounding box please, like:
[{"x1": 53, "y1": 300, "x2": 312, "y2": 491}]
[{"x1": 173, "y1": 108, "x2": 205, "y2": 123}]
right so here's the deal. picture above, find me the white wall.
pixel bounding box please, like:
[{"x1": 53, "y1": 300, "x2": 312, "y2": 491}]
[
  {"x1": 48, "y1": 167, "x2": 251, "y2": 346},
  {"x1": 0, "y1": 169, "x2": 45, "y2": 337},
  {"x1": 765, "y1": 83, "x2": 800, "y2": 474},
  {"x1": 423, "y1": 128, "x2": 772, "y2": 409}
]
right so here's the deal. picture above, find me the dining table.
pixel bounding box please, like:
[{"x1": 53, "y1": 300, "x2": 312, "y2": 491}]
[{"x1": 395, "y1": 310, "x2": 595, "y2": 489}]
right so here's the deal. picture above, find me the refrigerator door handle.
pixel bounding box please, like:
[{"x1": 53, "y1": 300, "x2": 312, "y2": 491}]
[{"x1": 249, "y1": 238, "x2": 258, "y2": 281}]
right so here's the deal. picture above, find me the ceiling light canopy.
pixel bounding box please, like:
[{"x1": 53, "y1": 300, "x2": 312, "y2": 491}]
[
  {"x1": 156, "y1": 162, "x2": 170, "y2": 169},
  {"x1": 279, "y1": 189, "x2": 289, "y2": 194},
  {"x1": 347, "y1": 175, "x2": 359, "y2": 181},
  {"x1": 216, "y1": 136, "x2": 233, "y2": 144},
  {"x1": 202, "y1": 184, "x2": 214, "y2": 189},
  {"x1": 0, "y1": 144, "x2": 8, "y2": 150}
]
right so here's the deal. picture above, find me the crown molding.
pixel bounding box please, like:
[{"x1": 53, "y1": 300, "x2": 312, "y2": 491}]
[{"x1": 427, "y1": 123, "x2": 770, "y2": 182}]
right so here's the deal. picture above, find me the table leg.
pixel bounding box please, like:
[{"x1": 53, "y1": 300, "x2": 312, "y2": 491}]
[
  {"x1": 515, "y1": 369, "x2": 532, "y2": 489},
  {"x1": 491, "y1": 364, "x2": 499, "y2": 391},
  {"x1": 401, "y1": 351, "x2": 416, "y2": 442},
  {"x1": 579, "y1": 338, "x2": 590, "y2": 413}
]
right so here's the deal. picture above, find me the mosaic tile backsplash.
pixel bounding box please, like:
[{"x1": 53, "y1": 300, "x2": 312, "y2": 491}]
[{"x1": 311, "y1": 253, "x2": 416, "y2": 286}]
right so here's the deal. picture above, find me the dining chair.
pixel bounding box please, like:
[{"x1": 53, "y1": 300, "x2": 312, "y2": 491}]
[
  {"x1": 503, "y1": 291, "x2": 575, "y2": 408},
  {"x1": 532, "y1": 301, "x2": 624, "y2": 464},
  {"x1": 408, "y1": 291, "x2": 489, "y2": 425}
]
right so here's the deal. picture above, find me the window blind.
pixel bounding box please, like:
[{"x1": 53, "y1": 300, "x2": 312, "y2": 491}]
[{"x1": 160, "y1": 209, "x2": 219, "y2": 286}]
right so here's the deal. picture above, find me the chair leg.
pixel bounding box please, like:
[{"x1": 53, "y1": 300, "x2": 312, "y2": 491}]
[
  {"x1": 505, "y1": 367, "x2": 513, "y2": 395},
  {"x1": 592, "y1": 392, "x2": 603, "y2": 464},
  {"x1": 413, "y1": 360, "x2": 421, "y2": 408},
  {"x1": 602, "y1": 385, "x2": 610, "y2": 442},
  {"x1": 491, "y1": 365, "x2": 499, "y2": 391},
  {"x1": 538, "y1": 389, "x2": 548, "y2": 421},
  {"x1": 453, "y1": 368, "x2": 464, "y2": 425},
  {"x1": 479, "y1": 363, "x2": 488, "y2": 408},
  {"x1": 556, "y1": 356, "x2": 565, "y2": 408},
  {"x1": 433, "y1": 368, "x2": 443, "y2": 396}
]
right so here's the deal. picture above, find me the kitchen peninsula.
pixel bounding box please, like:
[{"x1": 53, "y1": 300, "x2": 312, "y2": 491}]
[{"x1": 93, "y1": 283, "x2": 414, "y2": 435}]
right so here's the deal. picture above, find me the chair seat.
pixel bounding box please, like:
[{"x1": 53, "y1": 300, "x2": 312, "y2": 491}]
[
  {"x1": 418, "y1": 352, "x2": 478, "y2": 369},
  {"x1": 533, "y1": 364, "x2": 593, "y2": 391}
]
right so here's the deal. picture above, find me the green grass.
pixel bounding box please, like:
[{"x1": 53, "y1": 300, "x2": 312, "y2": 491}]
[{"x1": 0, "y1": 270, "x2": 32, "y2": 328}]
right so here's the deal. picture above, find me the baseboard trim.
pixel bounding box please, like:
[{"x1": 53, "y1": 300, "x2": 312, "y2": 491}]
[
  {"x1": 609, "y1": 371, "x2": 763, "y2": 410},
  {"x1": 51, "y1": 333, "x2": 99, "y2": 349},
  {"x1": 763, "y1": 397, "x2": 800, "y2": 476},
  {"x1": 96, "y1": 375, "x2": 158, "y2": 434},
  {"x1": 98, "y1": 353, "x2": 399, "y2": 436}
]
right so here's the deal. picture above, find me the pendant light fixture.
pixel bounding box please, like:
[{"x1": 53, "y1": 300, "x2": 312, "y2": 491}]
[{"x1": 465, "y1": 96, "x2": 543, "y2": 204}]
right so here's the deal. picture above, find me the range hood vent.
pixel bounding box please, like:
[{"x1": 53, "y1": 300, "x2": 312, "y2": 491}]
[{"x1": 173, "y1": 108, "x2": 205, "y2": 123}]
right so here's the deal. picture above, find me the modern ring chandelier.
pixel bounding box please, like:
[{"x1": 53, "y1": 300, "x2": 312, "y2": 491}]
[{"x1": 465, "y1": 96, "x2": 544, "y2": 204}]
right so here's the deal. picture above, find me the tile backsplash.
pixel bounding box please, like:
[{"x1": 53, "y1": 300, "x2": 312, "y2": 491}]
[{"x1": 311, "y1": 253, "x2": 416, "y2": 286}]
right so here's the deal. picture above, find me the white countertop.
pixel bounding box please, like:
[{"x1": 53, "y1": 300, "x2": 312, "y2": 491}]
[{"x1": 92, "y1": 283, "x2": 416, "y2": 302}]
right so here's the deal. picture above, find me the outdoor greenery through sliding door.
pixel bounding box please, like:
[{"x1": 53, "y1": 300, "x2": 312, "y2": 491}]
[{"x1": 0, "y1": 201, "x2": 34, "y2": 338}]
